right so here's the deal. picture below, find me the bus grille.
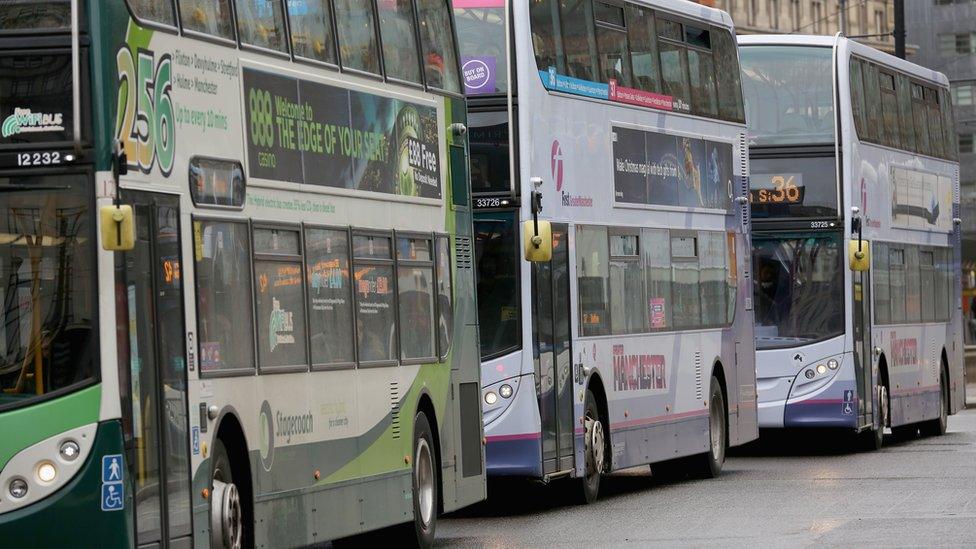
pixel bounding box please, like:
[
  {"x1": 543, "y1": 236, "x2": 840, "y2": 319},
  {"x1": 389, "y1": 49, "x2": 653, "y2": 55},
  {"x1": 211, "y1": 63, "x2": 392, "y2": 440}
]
[
  {"x1": 390, "y1": 381, "x2": 401, "y2": 439},
  {"x1": 455, "y1": 236, "x2": 472, "y2": 269}
]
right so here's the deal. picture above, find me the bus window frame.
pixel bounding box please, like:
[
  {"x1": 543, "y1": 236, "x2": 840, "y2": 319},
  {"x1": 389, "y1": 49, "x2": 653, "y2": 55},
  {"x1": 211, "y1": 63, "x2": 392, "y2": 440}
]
[
  {"x1": 285, "y1": 0, "x2": 341, "y2": 72},
  {"x1": 415, "y1": 0, "x2": 465, "y2": 98},
  {"x1": 374, "y1": 0, "x2": 427, "y2": 91},
  {"x1": 303, "y1": 222, "x2": 358, "y2": 371},
  {"x1": 187, "y1": 155, "x2": 246, "y2": 211},
  {"x1": 333, "y1": 0, "x2": 387, "y2": 82},
  {"x1": 434, "y1": 232, "x2": 453, "y2": 362},
  {"x1": 394, "y1": 230, "x2": 439, "y2": 365},
  {"x1": 123, "y1": 0, "x2": 180, "y2": 34},
  {"x1": 234, "y1": 0, "x2": 292, "y2": 60},
  {"x1": 251, "y1": 221, "x2": 310, "y2": 374},
  {"x1": 350, "y1": 227, "x2": 400, "y2": 369},
  {"x1": 193, "y1": 214, "x2": 258, "y2": 379},
  {"x1": 177, "y1": 0, "x2": 240, "y2": 47}
]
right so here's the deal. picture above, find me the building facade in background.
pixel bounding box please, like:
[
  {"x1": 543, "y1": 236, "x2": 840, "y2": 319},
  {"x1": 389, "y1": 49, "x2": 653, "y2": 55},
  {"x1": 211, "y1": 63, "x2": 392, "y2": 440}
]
[
  {"x1": 697, "y1": 0, "x2": 897, "y2": 53},
  {"x1": 906, "y1": 1, "x2": 976, "y2": 345}
]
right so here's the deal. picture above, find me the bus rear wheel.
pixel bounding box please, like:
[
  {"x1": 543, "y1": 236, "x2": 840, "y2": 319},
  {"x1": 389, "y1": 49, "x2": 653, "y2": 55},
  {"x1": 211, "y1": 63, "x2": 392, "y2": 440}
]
[
  {"x1": 579, "y1": 389, "x2": 605, "y2": 504},
  {"x1": 403, "y1": 411, "x2": 438, "y2": 548},
  {"x1": 691, "y1": 376, "x2": 727, "y2": 479},
  {"x1": 922, "y1": 370, "x2": 948, "y2": 437},
  {"x1": 211, "y1": 438, "x2": 245, "y2": 549}
]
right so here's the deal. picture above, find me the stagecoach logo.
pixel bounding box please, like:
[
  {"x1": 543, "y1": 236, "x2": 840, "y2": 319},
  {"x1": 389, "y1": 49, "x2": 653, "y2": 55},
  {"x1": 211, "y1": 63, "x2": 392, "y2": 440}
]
[
  {"x1": 258, "y1": 401, "x2": 275, "y2": 471},
  {"x1": 1, "y1": 108, "x2": 64, "y2": 137}
]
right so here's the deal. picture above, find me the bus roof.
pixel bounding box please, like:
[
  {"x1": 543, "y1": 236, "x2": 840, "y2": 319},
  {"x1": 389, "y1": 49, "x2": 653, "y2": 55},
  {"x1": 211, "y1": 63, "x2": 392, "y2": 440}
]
[
  {"x1": 636, "y1": 0, "x2": 735, "y2": 31},
  {"x1": 737, "y1": 34, "x2": 949, "y2": 88}
]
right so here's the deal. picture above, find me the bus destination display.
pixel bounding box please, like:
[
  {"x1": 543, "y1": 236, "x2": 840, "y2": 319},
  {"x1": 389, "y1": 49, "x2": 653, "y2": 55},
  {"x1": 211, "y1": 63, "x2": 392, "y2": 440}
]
[{"x1": 749, "y1": 173, "x2": 804, "y2": 204}]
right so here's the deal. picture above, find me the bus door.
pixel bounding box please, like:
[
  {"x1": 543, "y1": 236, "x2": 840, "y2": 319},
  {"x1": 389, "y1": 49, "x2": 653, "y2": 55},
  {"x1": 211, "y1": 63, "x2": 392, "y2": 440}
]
[
  {"x1": 852, "y1": 263, "x2": 874, "y2": 426},
  {"x1": 116, "y1": 191, "x2": 193, "y2": 549},
  {"x1": 532, "y1": 224, "x2": 574, "y2": 474}
]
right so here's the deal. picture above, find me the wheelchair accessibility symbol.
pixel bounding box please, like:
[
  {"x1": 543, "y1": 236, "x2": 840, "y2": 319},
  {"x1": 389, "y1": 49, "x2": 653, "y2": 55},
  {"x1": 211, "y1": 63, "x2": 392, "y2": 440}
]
[
  {"x1": 101, "y1": 482, "x2": 124, "y2": 511},
  {"x1": 842, "y1": 402, "x2": 854, "y2": 415}
]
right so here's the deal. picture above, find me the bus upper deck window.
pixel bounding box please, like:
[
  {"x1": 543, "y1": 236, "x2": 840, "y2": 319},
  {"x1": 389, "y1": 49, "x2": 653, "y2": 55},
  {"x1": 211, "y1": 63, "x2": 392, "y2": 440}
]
[
  {"x1": 334, "y1": 0, "x2": 382, "y2": 74},
  {"x1": 377, "y1": 0, "x2": 423, "y2": 84},
  {"x1": 417, "y1": 0, "x2": 461, "y2": 93},
  {"x1": 235, "y1": 0, "x2": 288, "y2": 52},
  {"x1": 0, "y1": 1, "x2": 71, "y2": 32},
  {"x1": 288, "y1": 0, "x2": 338, "y2": 64},
  {"x1": 127, "y1": 0, "x2": 176, "y2": 26},
  {"x1": 180, "y1": 0, "x2": 235, "y2": 39}
]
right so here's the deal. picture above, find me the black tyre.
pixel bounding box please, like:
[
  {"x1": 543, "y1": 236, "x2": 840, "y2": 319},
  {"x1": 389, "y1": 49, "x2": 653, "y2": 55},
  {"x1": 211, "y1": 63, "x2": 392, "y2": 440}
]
[
  {"x1": 859, "y1": 384, "x2": 888, "y2": 451},
  {"x1": 922, "y1": 369, "x2": 949, "y2": 437},
  {"x1": 690, "y1": 376, "x2": 727, "y2": 479},
  {"x1": 579, "y1": 389, "x2": 606, "y2": 504},
  {"x1": 210, "y1": 438, "x2": 248, "y2": 549},
  {"x1": 405, "y1": 411, "x2": 438, "y2": 548}
]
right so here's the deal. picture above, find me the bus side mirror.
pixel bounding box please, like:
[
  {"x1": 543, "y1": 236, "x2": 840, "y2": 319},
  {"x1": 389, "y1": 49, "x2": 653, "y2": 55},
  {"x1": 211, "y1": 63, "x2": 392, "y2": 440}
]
[
  {"x1": 100, "y1": 205, "x2": 135, "y2": 251},
  {"x1": 849, "y1": 240, "x2": 870, "y2": 272},
  {"x1": 523, "y1": 220, "x2": 552, "y2": 262}
]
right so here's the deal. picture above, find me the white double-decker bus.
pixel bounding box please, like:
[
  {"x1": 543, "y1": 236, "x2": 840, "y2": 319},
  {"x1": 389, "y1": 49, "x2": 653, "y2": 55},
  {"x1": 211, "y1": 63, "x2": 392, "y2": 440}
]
[
  {"x1": 455, "y1": 0, "x2": 758, "y2": 501},
  {"x1": 740, "y1": 35, "x2": 965, "y2": 449}
]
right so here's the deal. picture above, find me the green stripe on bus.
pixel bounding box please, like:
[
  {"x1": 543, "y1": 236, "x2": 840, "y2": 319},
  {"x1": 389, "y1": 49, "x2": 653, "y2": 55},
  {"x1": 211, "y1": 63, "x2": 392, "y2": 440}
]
[{"x1": 0, "y1": 384, "x2": 101, "y2": 470}]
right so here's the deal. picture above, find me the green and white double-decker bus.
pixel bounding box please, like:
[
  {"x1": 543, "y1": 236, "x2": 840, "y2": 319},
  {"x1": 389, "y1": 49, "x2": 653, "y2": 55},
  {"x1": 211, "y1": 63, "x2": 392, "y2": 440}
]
[{"x1": 0, "y1": 0, "x2": 484, "y2": 546}]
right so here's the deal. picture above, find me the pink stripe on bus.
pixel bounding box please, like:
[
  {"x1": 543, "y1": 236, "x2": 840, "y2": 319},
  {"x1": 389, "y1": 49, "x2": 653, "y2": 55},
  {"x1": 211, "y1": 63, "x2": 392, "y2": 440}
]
[
  {"x1": 485, "y1": 432, "x2": 541, "y2": 443},
  {"x1": 452, "y1": 0, "x2": 505, "y2": 8}
]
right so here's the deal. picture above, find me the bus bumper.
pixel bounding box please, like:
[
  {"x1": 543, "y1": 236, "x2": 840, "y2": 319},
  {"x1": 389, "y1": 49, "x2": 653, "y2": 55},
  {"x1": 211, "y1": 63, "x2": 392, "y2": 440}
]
[
  {"x1": 482, "y1": 373, "x2": 543, "y2": 478},
  {"x1": 758, "y1": 362, "x2": 858, "y2": 430},
  {"x1": 0, "y1": 420, "x2": 132, "y2": 546}
]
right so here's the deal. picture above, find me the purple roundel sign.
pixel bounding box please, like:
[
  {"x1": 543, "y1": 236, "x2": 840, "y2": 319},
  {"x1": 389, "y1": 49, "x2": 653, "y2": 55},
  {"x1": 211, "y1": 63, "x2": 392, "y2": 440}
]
[{"x1": 461, "y1": 56, "x2": 496, "y2": 95}]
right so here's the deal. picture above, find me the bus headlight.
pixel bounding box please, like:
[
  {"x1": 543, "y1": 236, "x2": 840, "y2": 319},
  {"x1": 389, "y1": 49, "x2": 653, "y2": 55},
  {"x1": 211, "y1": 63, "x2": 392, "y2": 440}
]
[
  {"x1": 485, "y1": 392, "x2": 498, "y2": 406},
  {"x1": 816, "y1": 364, "x2": 827, "y2": 375},
  {"x1": 804, "y1": 369, "x2": 815, "y2": 379},
  {"x1": 827, "y1": 359, "x2": 839, "y2": 370},
  {"x1": 36, "y1": 461, "x2": 57, "y2": 484},
  {"x1": 499, "y1": 384, "x2": 514, "y2": 399},
  {"x1": 8, "y1": 478, "x2": 28, "y2": 499}
]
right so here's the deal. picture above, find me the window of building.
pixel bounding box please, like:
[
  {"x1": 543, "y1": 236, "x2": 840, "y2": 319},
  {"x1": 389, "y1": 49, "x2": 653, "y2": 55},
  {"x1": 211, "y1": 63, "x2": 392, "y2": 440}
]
[
  {"x1": 790, "y1": 0, "x2": 801, "y2": 31},
  {"x1": 305, "y1": 228, "x2": 355, "y2": 367},
  {"x1": 961, "y1": 133, "x2": 974, "y2": 154},
  {"x1": 952, "y1": 81, "x2": 974, "y2": 105},
  {"x1": 235, "y1": 0, "x2": 287, "y2": 51},
  {"x1": 194, "y1": 220, "x2": 254, "y2": 372},
  {"x1": 288, "y1": 0, "x2": 338, "y2": 64},
  {"x1": 768, "y1": 0, "x2": 780, "y2": 30},
  {"x1": 812, "y1": 2, "x2": 823, "y2": 33},
  {"x1": 874, "y1": 8, "x2": 887, "y2": 35},
  {"x1": 748, "y1": 0, "x2": 757, "y2": 25}
]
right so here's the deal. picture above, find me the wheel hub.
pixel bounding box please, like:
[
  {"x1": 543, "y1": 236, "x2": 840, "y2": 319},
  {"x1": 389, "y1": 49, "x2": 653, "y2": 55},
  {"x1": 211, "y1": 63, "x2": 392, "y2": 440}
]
[
  {"x1": 416, "y1": 438, "x2": 435, "y2": 528},
  {"x1": 585, "y1": 415, "x2": 605, "y2": 475},
  {"x1": 211, "y1": 478, "x2": 243, "y2": 549}
]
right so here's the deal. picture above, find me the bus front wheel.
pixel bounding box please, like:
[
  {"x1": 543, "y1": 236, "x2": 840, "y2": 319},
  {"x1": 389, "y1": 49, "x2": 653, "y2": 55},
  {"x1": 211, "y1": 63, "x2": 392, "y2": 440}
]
[
  {"x1": 922, "y1": 369, "x2": 948, "y2": 437},
  {"x1": 210, "y1": 438, "x2": 245, "y2": 549},
  {"x1": 579, "y1": 389, "x2": 605, "y2": 504}
]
